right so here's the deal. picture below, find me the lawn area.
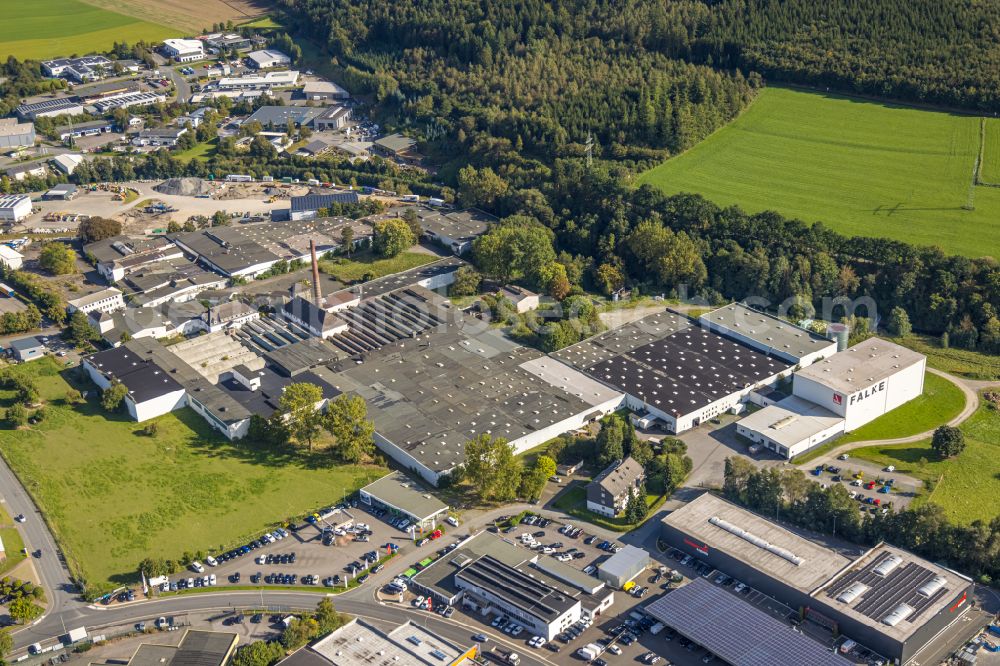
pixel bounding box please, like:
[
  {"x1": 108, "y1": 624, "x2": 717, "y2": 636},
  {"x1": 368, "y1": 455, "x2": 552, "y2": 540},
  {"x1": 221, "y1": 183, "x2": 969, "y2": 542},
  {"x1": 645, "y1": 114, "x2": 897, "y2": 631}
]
[
  {"x1": 894, "y1": 334, "x2": 1000, "y2": 381},
  {"x1": 851, "y1": 395, "x2": 1000, "y2": 524},
  {"x1": 836, "y1": 372, "x2": 965, "y2": 445},
  {"x1": 792, "y1": 371, "x2": 965, "y2": 464},
  {"x1": 0, "y1": 505, "x2": 26, "y2": 576},
  {"x1": 982, "y1": 118, "x2": 1000, "y2": 185},
  {"x1": 0, "y1": 0, "x2": 178, "y2": 60},
  {"x1": 637, "y1": 86, "x2": 1000, "y2": 259},
  {"x1": 318, "y1": 251, "x2": 437, "y2": 283},
  {"x1": 551, "y1": 483, "x2": 665, "y2": 533},
  {"x1": 174, "y1": 138, "x2": 218, "y2": 163},
  {"x1": 0, "y1": 358, "x2": 386, "y2": 592}
]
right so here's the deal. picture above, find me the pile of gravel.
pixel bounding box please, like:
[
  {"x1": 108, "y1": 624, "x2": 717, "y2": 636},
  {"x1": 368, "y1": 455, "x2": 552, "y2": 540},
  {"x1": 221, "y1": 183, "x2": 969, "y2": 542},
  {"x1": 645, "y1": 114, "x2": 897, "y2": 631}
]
[{"x1": 154, "y1": 177, "x2": 214, "y2": 197}]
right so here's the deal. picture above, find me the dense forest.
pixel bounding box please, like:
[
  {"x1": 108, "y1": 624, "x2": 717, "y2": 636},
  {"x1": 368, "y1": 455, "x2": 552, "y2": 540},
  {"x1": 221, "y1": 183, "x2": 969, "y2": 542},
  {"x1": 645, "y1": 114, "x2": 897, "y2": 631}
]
[{"x1": 275, "y1": 0, "x2": 999, "y2": 352}]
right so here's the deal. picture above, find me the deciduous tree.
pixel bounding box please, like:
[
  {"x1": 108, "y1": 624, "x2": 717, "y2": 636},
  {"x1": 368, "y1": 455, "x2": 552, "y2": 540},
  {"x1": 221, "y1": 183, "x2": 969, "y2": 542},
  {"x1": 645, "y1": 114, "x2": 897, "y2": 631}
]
[
  {"x1": 325, "y1": 394, "x2": 375, "y2": 462},
  {"x1": 279, "y1": 382, "x2": 325, "y2": 450}
]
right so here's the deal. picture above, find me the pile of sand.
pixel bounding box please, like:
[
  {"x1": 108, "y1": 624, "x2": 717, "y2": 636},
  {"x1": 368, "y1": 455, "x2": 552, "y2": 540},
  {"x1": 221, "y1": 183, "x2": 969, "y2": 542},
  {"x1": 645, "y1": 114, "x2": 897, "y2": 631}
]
[{"x1": 154, "y1": 177, "x2": 214, "y2": 197}]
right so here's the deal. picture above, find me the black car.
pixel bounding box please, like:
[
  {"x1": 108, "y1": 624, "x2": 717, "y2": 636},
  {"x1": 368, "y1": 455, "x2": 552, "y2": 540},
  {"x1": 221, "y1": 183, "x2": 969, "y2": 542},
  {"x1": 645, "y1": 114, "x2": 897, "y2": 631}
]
[
  {"x1": 251, "y1": 614, "x2": 263, "y2": 623},
  {"x1": 230, "y1": 572, "x2": 241, "y2": 583}
]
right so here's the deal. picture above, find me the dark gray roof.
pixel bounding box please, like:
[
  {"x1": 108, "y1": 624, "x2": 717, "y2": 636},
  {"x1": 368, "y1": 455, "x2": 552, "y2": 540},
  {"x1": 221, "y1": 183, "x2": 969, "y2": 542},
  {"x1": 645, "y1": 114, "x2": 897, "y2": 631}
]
[
  {"x1": 645, "y1": 578, "x2": 852, "y2": 666},
  {"x1": 9, "y1": 337, "x2": 43, "y2": 351},
  {"x1": 85, "y1": 342, "x2": 185, "y2": 403},
  {"x1": 590, "y1": 456, "x2": 645, "y2": 497},
  {"x1": 265, "y1": 337, "x2": 343, "y2": 376},
  {"x1": 16, "y1": 98, "x2": 82, "y2": 116},
  {"x1": 290, "y1": 192, "x2": 361, "y2": 212},
  {"x1": 245, "y1": 105, "x2": 324, "y2": 128},
  {"x1": 300, "y1": 139, "x2": 329, "y2": 154},
  {"x1": 283, "y1": 295, "x2": 347, "y2": 333},
  {"x1": 455, "y1": 555, "x2": 577, "y2": 620},
  {"x1": 577, "y1": 315, "x2": 792, "y2": 418},
  {"x1": 374, "y1": 133, "x2": 416, "y2": 154},
  {"x1": 218, "y1": 365, "x2": 339, "y2": 417}
]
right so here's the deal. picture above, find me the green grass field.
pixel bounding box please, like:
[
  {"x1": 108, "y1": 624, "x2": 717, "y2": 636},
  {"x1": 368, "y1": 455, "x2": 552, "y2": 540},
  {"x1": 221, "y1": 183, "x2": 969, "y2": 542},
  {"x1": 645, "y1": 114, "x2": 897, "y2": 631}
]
[
  {"x1": 0, "y1": 358, "x2": 386, "y2": 591},
  {"x1": 835, "y1": 372, "x2": 965, "y2": 445},
  {"x1": 638, "y1": 87, "x2": 1000, "y2": 259},
  {"x1": 0, "y1": 505, "x2": 27, "y2": 576},
  {"x1": 894, "y1": 334, "x2": 1000, "y2": 381},
  {"x1": 0, "y1": 0, "x2": 177, "y2": 60},
  {"x1": 981, "y1": 119, "x2": 1000, "y2": 185},
  {"x1": 852, "y1": 396, "x2": 1000, "y2": 524},
  {"x1": 318, "y1": 251, "x2": 438, "y2": 283},
  {"x1": 174, "y1": 139, "x2": 219, "y2": 163}
]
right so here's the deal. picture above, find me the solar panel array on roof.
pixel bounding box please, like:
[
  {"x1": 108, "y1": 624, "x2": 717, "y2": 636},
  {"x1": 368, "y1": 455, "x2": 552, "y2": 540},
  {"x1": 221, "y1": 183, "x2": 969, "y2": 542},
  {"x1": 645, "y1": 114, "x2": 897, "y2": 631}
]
[
  {"x1": 825, "y1": 551, "x2": 949, "y2": 626},
  {"x1": 645, "y1": 578, "x2": 852, "y2": 666}
]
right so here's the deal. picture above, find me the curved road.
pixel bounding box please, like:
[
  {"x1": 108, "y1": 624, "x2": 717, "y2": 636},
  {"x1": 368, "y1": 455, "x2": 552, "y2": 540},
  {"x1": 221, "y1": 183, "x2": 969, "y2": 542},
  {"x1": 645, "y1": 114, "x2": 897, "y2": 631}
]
[{"x1": 796, "y1": 368, "x2": 980, "y2": 469}]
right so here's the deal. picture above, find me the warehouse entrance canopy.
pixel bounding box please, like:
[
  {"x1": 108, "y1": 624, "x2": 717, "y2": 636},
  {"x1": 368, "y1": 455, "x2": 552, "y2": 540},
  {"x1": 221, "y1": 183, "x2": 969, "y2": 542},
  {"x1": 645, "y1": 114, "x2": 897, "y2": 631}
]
[{"x1": 645, "y1": 578, "x2": 851, "y2": 666}]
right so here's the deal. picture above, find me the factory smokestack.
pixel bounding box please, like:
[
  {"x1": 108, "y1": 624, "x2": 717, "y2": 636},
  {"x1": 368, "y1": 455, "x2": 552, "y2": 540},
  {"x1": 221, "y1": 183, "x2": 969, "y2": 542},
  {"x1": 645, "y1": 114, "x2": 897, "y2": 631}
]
[{"x1": 310, "y1": 239, "x2": 322, "y2": 305}]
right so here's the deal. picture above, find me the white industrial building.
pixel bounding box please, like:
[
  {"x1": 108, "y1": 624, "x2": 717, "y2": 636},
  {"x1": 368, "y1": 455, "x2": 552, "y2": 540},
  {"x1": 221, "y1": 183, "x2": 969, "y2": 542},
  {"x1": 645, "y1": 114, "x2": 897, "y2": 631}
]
[
  {"x1": 51, "y1": 154, "x2": 84, "y2": 175},
  {"x1": 246, "y1": 49, "x2": 291, "y2": 69},
  {"x1": 67, "y1": 287, "x2": 126, "y2": 316},
  {"x1": 699, "y1": 303, "x2": 838, "y2": 367},
  {"x1": 737, "y1": 338, "x2": 926, "y2": 458},
  {"x1": 0, "y1": 195, "x2": 32, "y2": 223},
  {"x1": 216, "y1": 70, "x2": 299, "y2": 90},
  {"x1": 553, "y1": 311, "x2": 793, "y2": 435},
  {"x1": 162, "y1": 39, "x2": 205, "y2": 62},
  {"x1": 0, "y1": 245, "x2": 24, "y2": 269}
]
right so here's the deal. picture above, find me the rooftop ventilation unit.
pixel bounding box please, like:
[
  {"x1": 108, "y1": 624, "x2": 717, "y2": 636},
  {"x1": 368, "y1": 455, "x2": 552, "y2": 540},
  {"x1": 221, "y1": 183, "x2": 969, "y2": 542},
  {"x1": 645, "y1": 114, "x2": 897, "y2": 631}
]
[
  {"x1": 837, "y1": 582, "x2": 868, "y2": 604},
  {"x1": 881, "y1": 603, "x2": 914, "y2": 627},
  {"x1": 708, "y1": 516, "x2": 805, "y2": 566},
  {"x1": 873, "y1": 554, "x2": 903, "y2": 577},
  {"x1": 917, "y1": 575, "x2": 947, "y2": 597}
]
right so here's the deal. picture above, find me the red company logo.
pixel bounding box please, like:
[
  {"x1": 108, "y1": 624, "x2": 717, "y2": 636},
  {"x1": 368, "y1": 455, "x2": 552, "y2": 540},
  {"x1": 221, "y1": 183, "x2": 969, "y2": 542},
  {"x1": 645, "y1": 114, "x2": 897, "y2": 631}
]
[
  {"x1": 833, "y1": 394, "x2": 843, "y2": 405},
  {"x1": 949, "y1": 592, "x2": 967, "y2": 612},
  {"x1": 684, "y1": 538, "x2": 709, "y2": 555}
]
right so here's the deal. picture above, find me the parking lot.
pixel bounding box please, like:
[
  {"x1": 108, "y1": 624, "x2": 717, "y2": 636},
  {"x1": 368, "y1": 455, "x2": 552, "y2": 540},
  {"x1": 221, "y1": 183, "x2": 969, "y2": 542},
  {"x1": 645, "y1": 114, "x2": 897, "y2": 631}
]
[
  {"x1": 135, "y1": 503, "x2": 418, "y2": 598},
  {"x1": 807, "y1": 460, "x2": 915, "y2": 514}
]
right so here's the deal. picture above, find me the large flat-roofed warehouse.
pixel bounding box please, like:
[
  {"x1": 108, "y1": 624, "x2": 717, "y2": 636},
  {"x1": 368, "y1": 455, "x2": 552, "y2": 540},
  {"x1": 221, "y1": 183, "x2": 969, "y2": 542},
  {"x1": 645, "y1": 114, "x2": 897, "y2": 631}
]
[
  {"x1": 121, "y1": 630, "x2": 238, "y2": 666},
  {"x1": 409, "y1": 531, "x2": 612, "y2": 639},
  {"x1": 170, "y1": 217, "x2": 370, "y2": 277},
  {"x1": 553, "y1": 310, "x2": 791, "y2": 434},
  {"x1": 327, "y1": 319, "x2": 624, "y2": 486},
  {"x1": 660, "y1": 493, "x2": 973, "y2": 665},
  {"x1": 699, "y1": 303, "x2": 838, "y2": 366}
]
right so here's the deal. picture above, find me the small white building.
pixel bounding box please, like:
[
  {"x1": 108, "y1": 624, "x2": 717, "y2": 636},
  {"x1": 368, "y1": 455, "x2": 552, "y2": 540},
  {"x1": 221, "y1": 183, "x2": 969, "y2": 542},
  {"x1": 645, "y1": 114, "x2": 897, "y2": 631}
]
[
  {"x1": 67, "y1": 287, "x2": 125, "y2": 316},
  {"x1": 199, "y1": 301, "x2": 259, "y2": 333},
  {"x1": 162, "y1": 39, "x2": 204, "y2": 63},
  {"x1": 0, "y1": 245, "x2": 23, "y2": 269},
  {"x1": 0, "y1": 195, "x2": 32, "y2": 223},
  {"x1": 50, "y1": 153, "x2": 84, "y2": 175},
  {"x1": 246, "y1": 49, "x2": 291, "y2": 69},
  {"x1": 133, "y1": 127, "x2": 188, "y2": 147},
  {"x1": 598, "y1": 545, "x2": 650, "y2": 589}
]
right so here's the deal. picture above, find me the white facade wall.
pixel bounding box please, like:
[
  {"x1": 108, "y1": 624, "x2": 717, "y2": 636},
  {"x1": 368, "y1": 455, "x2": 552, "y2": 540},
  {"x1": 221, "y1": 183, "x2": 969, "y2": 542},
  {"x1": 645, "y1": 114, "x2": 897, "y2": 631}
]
[
  {"x1": 204, "y1": 311, "x2": 259, "y2": 333},
  {"x1": 735, "y1": 420, "x2": 846, "y2": 459},
  {"x1": 586, "y1": 500, "x2": 616, "y2": 517},
  {"x1": 68, "y1": 291, "x2": 125, "y2": 315},
  {"x1": 0, "y1": 196, "x2": 32, "y2": 222},
  {"x1": 84, "y1": 359, "x2": 112, "y2": 390},
  {"x1": 126, "y1": 389, "x2": 186, "y2": 422},
  {"x1": 792, "y1": 358, "x2": 925, "y2": 432},
  {"x1": 454, "y1": 577, "x2": 581, "y2": 640},
  {"x1": 697, "y1": 317, "x2": 837, "y2": 367},
  {"x1": 507, "y1": 394, "x2": 624, "y2": 456}
]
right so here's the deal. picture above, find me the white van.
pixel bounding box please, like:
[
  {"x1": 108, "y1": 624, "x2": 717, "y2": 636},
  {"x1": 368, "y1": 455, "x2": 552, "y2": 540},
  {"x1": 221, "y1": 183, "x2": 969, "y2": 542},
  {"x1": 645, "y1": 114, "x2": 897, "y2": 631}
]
[
  {"x1": 446, "y1": 516, "x2": 459, "y2": 527},
  {"x1": 205, "y1": 556, "x2": 217, "y2": 567},
  {"x1": 191, "y1": 561, "x2": 205, "y2": 573}
]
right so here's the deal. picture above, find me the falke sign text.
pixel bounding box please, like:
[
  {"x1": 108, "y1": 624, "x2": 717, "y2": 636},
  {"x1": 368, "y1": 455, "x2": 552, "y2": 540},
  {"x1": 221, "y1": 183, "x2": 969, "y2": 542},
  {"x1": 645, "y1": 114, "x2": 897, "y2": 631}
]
[{"x1": 848, "y1": 380, "x2": 886, "y2": 406}]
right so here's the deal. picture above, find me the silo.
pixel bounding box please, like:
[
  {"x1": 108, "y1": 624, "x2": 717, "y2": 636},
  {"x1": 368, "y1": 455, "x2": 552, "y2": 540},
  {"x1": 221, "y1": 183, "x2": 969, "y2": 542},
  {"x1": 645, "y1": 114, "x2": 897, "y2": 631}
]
[{"x1": 826, "y1": 322, "x2": 849, "y2": 351}]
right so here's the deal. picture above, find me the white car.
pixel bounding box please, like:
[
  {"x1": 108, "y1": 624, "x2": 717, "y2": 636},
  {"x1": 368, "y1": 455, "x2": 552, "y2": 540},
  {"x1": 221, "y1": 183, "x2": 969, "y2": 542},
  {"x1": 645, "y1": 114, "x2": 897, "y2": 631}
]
[
  {"x1": 413, "y1": 596, "x2": 425, "y2": 607},
  {"x1": 205, "y1": 556, "x2": 217, "y2": 567},
  {"x1": 608, "y1": 645, "x2": 622, "y2": 656},
  {"x1": 191, "y1": 561, "x2": 205, "y2": 573},
  {"x1": 838, "y1": 454, "x2": 850, "y2": 460},
  {"x1": 734, "y1": 583, "x2": 746, "y2": 593},
  {"x1": 885, "y1": 465, "x2": 896, "y2": 472},
  {"x1": 208, "y1": 574, "x2": 216, "y2": 585}
]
